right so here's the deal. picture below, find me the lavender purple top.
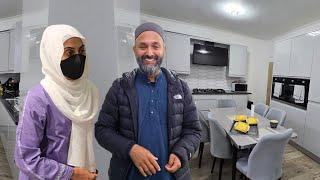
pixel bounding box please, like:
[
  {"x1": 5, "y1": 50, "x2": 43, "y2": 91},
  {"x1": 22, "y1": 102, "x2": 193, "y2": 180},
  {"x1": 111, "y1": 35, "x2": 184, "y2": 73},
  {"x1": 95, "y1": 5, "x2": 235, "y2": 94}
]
[{"x1": 14, "y1": 84, "x2": 74, "y2": 180}]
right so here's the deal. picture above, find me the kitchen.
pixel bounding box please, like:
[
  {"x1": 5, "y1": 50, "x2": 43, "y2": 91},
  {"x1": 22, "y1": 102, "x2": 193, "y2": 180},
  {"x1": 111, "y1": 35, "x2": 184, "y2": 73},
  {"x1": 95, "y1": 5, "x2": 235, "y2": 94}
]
[{"x1": 1, "y1": 0, "x2": 320, "y2": 179}]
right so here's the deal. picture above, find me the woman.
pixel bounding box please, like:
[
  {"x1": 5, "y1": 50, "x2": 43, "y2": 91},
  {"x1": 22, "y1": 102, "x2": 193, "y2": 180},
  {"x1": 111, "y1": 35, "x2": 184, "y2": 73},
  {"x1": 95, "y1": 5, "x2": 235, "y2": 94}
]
[{"x1": 15, "y1": 25, "x2": 99, "y2": 180}]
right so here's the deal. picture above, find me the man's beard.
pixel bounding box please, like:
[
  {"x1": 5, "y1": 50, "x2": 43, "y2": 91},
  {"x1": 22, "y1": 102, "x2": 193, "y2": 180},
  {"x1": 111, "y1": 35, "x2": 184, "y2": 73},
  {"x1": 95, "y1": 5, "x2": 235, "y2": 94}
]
[{"x1": 136, "y1": 54, "x2": 163, "y2": 76}]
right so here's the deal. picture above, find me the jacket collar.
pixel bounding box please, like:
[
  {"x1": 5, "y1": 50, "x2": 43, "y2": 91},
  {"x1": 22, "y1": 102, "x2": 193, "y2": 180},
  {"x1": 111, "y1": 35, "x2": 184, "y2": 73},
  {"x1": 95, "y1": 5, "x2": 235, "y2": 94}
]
[{"x1": 120, "y1": 67, "x2": 179, "y2": 89}]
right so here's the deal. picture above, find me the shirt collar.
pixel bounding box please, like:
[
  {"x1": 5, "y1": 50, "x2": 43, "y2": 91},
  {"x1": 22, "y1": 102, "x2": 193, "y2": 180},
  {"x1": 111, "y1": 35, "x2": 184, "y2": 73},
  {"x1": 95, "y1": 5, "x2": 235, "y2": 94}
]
[{"x1": 137, "y1": 69, "x2": 163, "y2": 84}]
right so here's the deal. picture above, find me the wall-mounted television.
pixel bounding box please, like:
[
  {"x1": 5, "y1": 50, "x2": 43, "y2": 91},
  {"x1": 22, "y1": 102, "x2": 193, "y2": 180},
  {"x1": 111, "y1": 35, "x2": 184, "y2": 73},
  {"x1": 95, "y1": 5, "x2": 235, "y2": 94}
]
[{"x1": 192, "y1": 43, "x2": 228, "y2": 66}]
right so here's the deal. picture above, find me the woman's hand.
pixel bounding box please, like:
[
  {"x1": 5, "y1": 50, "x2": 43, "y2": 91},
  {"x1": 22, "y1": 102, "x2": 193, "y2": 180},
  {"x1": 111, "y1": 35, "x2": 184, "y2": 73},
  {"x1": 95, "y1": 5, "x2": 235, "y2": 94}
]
[{"x1": 71, "y1": 167, "x2": 98, "y2": 180}]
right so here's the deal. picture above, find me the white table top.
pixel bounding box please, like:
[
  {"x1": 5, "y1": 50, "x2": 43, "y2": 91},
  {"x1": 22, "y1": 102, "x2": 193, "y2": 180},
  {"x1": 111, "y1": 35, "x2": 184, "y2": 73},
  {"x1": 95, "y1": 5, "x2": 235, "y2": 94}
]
[{"x1": 208, "y1": 107, "x2": 297, "y2": 149}]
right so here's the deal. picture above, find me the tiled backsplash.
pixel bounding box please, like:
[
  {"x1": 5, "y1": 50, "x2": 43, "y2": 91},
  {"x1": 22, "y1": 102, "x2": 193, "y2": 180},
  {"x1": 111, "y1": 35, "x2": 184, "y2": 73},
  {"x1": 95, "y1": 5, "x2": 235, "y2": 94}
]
[{"x1": 178, "y1": 64, "x2": 243, "y2": 90}]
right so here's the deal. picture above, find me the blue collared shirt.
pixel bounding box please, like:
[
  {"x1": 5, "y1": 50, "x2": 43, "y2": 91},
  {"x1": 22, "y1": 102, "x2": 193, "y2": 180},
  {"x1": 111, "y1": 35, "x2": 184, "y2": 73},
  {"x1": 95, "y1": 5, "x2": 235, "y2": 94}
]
[{"x1": 128, "y1": 70, "x2": 174, "y2": 180}]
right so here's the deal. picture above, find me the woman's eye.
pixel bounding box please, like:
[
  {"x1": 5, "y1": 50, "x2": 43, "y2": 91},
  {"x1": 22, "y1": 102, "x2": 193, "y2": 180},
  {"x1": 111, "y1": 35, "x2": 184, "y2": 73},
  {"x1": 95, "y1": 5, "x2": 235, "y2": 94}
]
[
  {"x1": 66, "y1": 50, "x2": 74, "y2": 56},
  {"x1": 80, "y1": 49, "x2": 86, "y2": 55}
]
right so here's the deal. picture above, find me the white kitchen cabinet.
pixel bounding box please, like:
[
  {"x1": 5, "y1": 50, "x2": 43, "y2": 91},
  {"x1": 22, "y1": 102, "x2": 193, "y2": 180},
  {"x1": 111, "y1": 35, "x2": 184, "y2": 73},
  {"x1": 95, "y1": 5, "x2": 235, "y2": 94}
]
[
  {"x1": 304, "y1": 36, "x2": 320, "y2": 158},
  {"x1": 233, "y1": 95, "x2": 249, "y2": 108},
  {"x1": 164, "y1": 31, "x2": 190, "y2": 74},
  {"x1": 228, "y1": 44, "x2": 248, "y2": 77},
  {"x1": 308, "y1": 36, "x2": 320, "y2": 103},
  {"x1": 193, "y1": 94, "x2": 249, "y2": 110},
  {"x1": 193, "y1": 95, "x2": 219, "y2": 111},
  {"x1": 0, "y1": 31, "x2": 10, "y2": 72},
  {"x1": 0, "y1": 29, "x2": 20, "y2": 73},
  {"x1": 194, "y1": 99, "x2": 217, "y2": 111},
  {"x1": 303, "y1": 102, "x2": 320, "y2": 157},
  {"x1": 0, "y1": 101, "x2": 13, "y2": 126},
  {"x1": 273, "y1": 39, "x2": 291, "y2": 76},
  {"x1": 270, "y1": 100, "x2": 306, "y2": 146},
  {"x1": 290, "y1": 35, "x2": 314, "y2": 77}
]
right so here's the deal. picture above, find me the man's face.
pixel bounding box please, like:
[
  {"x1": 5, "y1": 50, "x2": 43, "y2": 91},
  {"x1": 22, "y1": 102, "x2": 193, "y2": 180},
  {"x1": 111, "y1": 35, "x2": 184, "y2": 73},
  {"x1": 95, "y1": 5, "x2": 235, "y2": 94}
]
[{"x1": 133, "y1": 31, "x2": 165, "y2": 75}]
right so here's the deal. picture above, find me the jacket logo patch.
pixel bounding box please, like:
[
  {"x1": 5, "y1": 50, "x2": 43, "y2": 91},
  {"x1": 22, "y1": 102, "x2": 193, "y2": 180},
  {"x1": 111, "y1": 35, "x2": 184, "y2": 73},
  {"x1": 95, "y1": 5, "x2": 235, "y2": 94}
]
[{"x1": 174, "y1": 94, "x2": 182, "y2": 100}]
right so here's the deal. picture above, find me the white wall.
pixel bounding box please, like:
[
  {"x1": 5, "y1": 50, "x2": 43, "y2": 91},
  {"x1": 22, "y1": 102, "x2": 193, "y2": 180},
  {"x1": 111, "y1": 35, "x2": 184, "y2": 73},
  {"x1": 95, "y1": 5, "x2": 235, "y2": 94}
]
[
  {"x1": 19, "y1": 0, "x2": 49, "y2": 92},
  {"x1": 142, "y1": 14, "x2": 272, "y2": 103},
  {"x1": 273, "y1": 19, "x2": 320, "y2": 42},
  {"x1": 48, "y1": 1, "x2": 118, "y2": 179},
  {"x1": 114, "y1": 0, "x2": 140, "y2": 76},
  {"x1": 19, "y1": 27, "x2": 45, "y2": 94},
  {"x1": 22, "y1": 0, "x2": 48, "y2": 28}
]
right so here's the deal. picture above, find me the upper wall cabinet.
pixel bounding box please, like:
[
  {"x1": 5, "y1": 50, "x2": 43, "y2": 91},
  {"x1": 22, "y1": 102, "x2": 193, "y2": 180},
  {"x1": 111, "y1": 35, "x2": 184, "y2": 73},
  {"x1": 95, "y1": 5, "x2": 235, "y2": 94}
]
[
  {"x1": 164, "y1": 31, "x2": 190, "y2": 74},
  {"x1": 308, "y1": 36, "x2": 320, "y2": 103},
  {"x1": 273, "y1": 39, "x2": 291, "y2": 76},
  {"x1": 0, "y1": 31, "x2": 11, "y2": 72},
  {"x1": 290, "y1": 35, "x2": 315, "y2": 77},
  {"x1": 228, "y1": 44, "x2": 248, "y2": 77},
  {"x1": 273, "y1": 34, "x2": 315, "y2": 77}
]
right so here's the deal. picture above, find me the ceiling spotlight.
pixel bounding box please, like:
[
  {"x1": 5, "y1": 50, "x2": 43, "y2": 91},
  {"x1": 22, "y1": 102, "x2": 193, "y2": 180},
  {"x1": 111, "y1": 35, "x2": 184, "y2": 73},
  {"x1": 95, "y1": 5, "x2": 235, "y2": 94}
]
[{"x1": 224, "y1": 3, "x2": 245, "y2": 16}]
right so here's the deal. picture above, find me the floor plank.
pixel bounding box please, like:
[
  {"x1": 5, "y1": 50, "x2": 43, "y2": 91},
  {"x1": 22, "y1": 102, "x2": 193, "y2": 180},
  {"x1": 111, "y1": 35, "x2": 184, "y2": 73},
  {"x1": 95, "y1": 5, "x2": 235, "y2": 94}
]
[{"x1": 0, "y1": 139, "x2": 13, "y2": 180}]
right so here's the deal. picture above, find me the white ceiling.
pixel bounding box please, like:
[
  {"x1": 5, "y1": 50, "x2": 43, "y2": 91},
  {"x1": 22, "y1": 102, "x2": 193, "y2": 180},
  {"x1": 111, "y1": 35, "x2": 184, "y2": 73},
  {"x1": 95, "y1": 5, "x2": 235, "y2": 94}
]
[
  {"x1": 0, "y1": 0, "x2": 22, "y2": 19},
  {"x1": 141, "y1": 0, "x2": 320, "y2": 40}
]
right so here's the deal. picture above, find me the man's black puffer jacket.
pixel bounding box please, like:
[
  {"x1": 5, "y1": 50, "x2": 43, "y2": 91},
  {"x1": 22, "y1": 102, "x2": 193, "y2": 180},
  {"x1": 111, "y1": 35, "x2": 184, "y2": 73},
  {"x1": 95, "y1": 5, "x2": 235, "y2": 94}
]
[{"x1": 95, "y1": 67, "x2": 201, "y2": 180}]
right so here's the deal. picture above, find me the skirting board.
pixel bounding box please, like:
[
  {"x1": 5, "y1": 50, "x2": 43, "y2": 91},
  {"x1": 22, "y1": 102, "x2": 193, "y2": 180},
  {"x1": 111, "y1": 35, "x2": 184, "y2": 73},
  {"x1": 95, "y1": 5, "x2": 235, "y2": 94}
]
[{"x1": 289, "y1": 140, "x2": 320, "y2": 164}]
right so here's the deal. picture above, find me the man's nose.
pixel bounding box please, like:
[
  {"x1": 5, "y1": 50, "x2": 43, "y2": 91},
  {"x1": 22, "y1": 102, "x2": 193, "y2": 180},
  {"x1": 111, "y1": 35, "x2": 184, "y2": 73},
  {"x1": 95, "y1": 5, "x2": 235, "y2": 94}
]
[{"x1": 145, "y1": 46, "x2": 154, "y2": 57}]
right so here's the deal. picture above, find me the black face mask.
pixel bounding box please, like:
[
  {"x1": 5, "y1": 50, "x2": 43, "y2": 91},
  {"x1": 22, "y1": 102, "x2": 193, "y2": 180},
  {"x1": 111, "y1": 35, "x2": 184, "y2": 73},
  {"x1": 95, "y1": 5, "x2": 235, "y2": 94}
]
[{"x1": 60, "y1": 54, "x2": 86, "y2": 80}]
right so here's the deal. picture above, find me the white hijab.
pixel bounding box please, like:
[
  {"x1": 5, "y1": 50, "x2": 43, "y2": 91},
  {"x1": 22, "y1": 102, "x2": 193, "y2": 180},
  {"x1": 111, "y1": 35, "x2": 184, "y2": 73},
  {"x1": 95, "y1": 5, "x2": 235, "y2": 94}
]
[{"x1": 39, "y1": 24, "x2": 99, "y2": 172}]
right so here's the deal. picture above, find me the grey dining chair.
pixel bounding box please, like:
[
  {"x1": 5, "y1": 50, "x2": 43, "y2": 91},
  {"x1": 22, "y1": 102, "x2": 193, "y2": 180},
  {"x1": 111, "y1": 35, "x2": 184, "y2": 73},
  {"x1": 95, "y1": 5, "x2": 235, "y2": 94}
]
[
  {"x1": 236, "y1": 128, "x2": 293, "y2": 180},
  {"x1": 254, "y1": 103, "x2": 269, "y2": 117},
  {"x1": 197, "y1": 110, "x2": 210, "y2": 168},
  {"x1": 208, "y1": 119, "x2": 232, "y2": 180},
  {"x1": 217, "y1": 99, "x2": 237, "y2": 108},
  {"x1": 265, "y1": 107, "x2": 287, "y2": 126}
]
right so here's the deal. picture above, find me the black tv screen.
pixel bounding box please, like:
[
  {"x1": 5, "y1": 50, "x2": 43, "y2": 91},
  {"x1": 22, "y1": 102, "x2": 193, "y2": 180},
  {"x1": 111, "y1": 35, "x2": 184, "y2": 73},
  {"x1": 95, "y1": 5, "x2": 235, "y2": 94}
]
[{"x1": 192, "y1": 44, "x2": 228, "y2": 66}]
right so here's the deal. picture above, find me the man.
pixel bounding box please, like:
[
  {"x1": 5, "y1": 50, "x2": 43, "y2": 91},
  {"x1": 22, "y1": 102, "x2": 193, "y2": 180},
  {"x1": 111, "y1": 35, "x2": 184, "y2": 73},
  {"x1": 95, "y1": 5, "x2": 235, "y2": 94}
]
[{"x1": 95, "y1": 22, "x2": 201, "y2": 180}]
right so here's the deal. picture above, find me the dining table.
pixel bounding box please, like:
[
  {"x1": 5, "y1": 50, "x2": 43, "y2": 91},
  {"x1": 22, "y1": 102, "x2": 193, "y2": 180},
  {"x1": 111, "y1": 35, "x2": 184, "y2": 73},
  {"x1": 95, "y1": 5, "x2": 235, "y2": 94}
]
[{"x1": 208, "y1": 107, "x2": 297, "y2": 180}]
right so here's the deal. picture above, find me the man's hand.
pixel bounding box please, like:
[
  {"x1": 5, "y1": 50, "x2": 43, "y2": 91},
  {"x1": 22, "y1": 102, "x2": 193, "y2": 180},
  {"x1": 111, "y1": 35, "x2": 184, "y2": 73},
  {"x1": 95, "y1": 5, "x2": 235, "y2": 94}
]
[
  {"x1": 129, "y1": 144, "x2": 161, "y2": 177},
  {"x1": 71, "y1": 167, "x2": 97, "y2": 180},
  {"x1": 165, "y1": 154, "x2": 181, "y2": 173}
]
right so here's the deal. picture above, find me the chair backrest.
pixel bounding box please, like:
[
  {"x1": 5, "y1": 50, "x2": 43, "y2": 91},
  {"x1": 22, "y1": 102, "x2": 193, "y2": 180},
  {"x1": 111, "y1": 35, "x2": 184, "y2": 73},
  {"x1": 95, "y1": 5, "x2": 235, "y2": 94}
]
[
  {"x1": 247, "y1": 129, "x2": 293, "y2": 180},
  {"x1": 208, "y1": 119, "x2": 232, "y2": 159},
  {"x1": 198, "y1": 110, "x2": 210, "y2": 143},
  {"x1": 217, "y1": 99, "x2": 236, "y2": 108},
  {"x1": 254, "y1": 103, "x2": 269, "y2": 117},
  {"x1": 265, "y1": 107, "x2": 287, "y2": 126}
]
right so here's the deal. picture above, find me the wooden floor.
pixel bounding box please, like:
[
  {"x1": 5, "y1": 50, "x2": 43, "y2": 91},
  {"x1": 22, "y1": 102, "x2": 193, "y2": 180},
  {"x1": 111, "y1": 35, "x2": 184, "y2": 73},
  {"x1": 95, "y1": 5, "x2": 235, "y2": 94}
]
[
  {"x1": 1, "y1": 140, "x2": 320, "y2": 180},
  {"x1": 0, "y1": 139, "x2": 13, "y2": 180},
  {"x1": 190, "y1": 143, "x2": 320, "y2": 180}
]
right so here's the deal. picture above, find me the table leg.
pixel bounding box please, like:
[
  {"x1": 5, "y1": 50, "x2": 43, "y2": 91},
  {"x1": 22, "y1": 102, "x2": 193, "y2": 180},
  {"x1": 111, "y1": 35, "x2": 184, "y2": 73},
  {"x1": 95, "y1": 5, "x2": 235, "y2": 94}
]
[{"x1": 232, "y1": 145, "x2": 238, "y2": 180}]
